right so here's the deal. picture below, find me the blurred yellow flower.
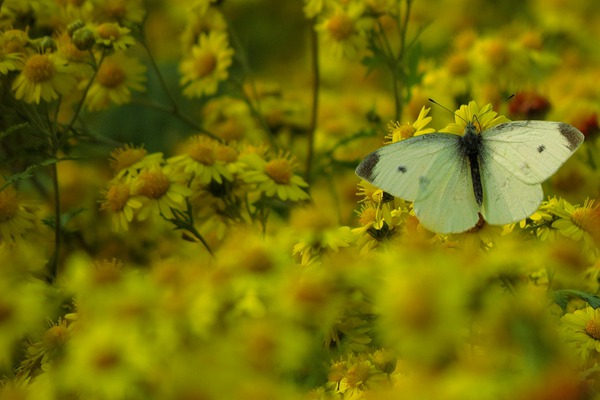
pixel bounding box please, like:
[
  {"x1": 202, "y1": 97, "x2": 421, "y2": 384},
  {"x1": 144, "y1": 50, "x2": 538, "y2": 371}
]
[
  {"x1": 0, "y1": 185, "x2": 36, "y2": 243},
  {"x1": 315, "y1": 3, "x2": 371, "y2": 59},
  {"x1": 242, "y1": 153, "x2": 309, "y2": 202},
  {"x1": 12, "y1": 52, "x2": 77, "y2": 103},
  {"x1": 84, "y1": 51, "x2": 146, "y2": 111},
  {"x1": 441, "y1": 101, "x2": 510, "y2": 135},
  {"x1": 179, "y1": 31, "x2": 234, "y2": 98},
  {"x1": 100, "y1": 179, "x2": 143, "y2": 231},
  {"x1": 560, "y1": 306, "x2": 600, "y2": 365},
  {"x1": 0, "y1": 29, "x2": 28, "y2": 74},
  {"x1": 168, "y1": 136, "x2": 235, "y2": 185},
  {"x1": 93, "y1": 22, "x2": 136, "y2": 51},
  {"x1": 132, "y1": 165, "x2": 192, "y2": 220}
]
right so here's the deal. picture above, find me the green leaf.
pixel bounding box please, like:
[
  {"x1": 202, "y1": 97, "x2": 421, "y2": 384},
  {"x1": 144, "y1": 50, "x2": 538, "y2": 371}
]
[{"x1": 552, "y1": 289, "x2": 600, "y2": 311}]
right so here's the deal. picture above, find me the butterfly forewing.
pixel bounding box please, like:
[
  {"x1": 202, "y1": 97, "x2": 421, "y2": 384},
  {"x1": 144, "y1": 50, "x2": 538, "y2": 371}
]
[
  {"x1": 482, "y1": 121, "x2": 584, "y2": 184},
  {"x1": 355, "y1": 133, "x2": 461, "y2": 202}
]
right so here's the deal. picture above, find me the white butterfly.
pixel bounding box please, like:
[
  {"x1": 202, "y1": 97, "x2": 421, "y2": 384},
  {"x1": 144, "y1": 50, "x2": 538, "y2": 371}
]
[{"x1": 355, "y1": 120, "x2": 584, "y2": 234}]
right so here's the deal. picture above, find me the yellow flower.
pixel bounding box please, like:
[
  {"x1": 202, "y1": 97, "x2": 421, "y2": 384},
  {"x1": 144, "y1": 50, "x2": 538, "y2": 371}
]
[
  {"x1": 99, "y1": 179, "x2": 143, "y2": 231},
  {"x1": 441, "y1": 101, "x2": 510, "y2": 135},
  {"x1": 12, "y1": 52, "x2": 78, "y2": 103},
  {"x1": 180, "y1": 7, "x2": 228, "y2": 52},
  {"x1": 109, "y1": 145, "x2": 164, "y2": 179},
  {"x1": 0, "y1": 29, "x2": 28, "y2": 75},
  {"x1": 560, "y1": 306, "x2": 600, "y2": 365},
  {"x1": 131, "y1": 166, "x2": 192, "y2": 221},
  {"x1": 91, "y1": 0, "x2": 146, "y2": 24},
  {"x1": 241, "y1": 153, "x2": 309, "y2": 202},
  {"x1": 0, "y1": 185, "x2": 36, "y2": 243},
  {"x1": 84, "y1": 51, "x2": 146, "y2": 111},
  {"x1": 385, "y1": 106, "x2": 435, "y2": 143},
  {"x1": 179, "y1": 32, "x2": 234, "y2": 98},
  {"x1": 168, "y1": 136, "x2": 236, "y2": 185},
  {"x1": 552, "y1": 198, "x2": 600, "y2": 248},
  {"x1": 93, "y1": 22, "x2": 136, "y2": 51},
  {"x1": 315, "y1": 3, "x2": 372, "y2": 59}
]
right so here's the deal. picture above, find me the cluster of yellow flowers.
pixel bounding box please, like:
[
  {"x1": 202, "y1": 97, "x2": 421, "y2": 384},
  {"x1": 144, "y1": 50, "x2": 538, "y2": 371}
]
[{"x1": 0, "y1": 0, "x2": 600, "y2": 399}]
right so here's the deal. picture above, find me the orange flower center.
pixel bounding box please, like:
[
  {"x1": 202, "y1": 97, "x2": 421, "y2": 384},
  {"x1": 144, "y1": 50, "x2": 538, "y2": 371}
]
[
  {"x1": 585, "y1": 316, "x2": 600, "y2": 340},
  {"x1": 359, "y1": 207, "x2": 377, "y2": 226},
  {"x1": 97, "y1": 22, "x2": 121, "y2": 40},
  {"x1": 215, "y1": 145, "x2": 238, "y2": 163},
  {"x1": 189, "y1": 142, "x2": 215, "y2": 165},
  {"x1": 345, "y1": 362, "x2": 371, "y2": 389},
  {"x1": 44, "y1": 324, "x2": 69, "y2": 348},
  {"x1": 572, "y1": 205, "x2": 600, "y2": 244},
  {"x1": 137, "y1": 170, "x2": 170, "y2": 199},
  {"x1": 23, "y1": 54, "x2": 55, "y2": 83},
  {"x1": 96, "y1": 61, "x2": 126, "y2": 88},
  {"x1": 0, "y1": 187, "x2": 19, "y2": 222},
  {"x1": 485, "y1": 40, "x2": 509, "y2": 67},
  {"x1": 326, "y1": 13, "x2": 354, "y2": 41},
  {"x1": 447, "y1": 53, "x2": 471, "y2": 76},
  {"x1": 93, "y1": 349, "x2": 121, "y2": 370},
  {"x1": 103, "y1": 183, "x2": 130, "y2": 212},
  {"x1": 194, "y1": 51, "x2": 217, "y2": 78},
  {"x1": 265, "y1": 159, "x2": 293, "y2": 184}
]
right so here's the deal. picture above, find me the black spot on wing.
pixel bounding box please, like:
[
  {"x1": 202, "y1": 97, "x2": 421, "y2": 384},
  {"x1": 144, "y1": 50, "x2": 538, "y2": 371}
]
[
  {"x1": 558, "y1": 123, "x2": 584, "y2": 151},
  {"x1": 398, "y1": 166, "x2": 407, "y2": 173},
  {"x1": 356, "y1": 152, "x2": 379, "y2": 182},
  {"x1": 537, "y1": 144, "x2": 545, "y2": 153}
]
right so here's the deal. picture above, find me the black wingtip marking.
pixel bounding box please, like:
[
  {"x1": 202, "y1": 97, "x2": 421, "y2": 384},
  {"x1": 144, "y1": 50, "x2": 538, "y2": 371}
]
[
  {"x1": 398, "y1": 166, "x2": 407, "y2": 173},
  {"x1": 537, "y1": 144, "x2": 545, "y2": 153},
  {"x1": 558, "y1": 123, "x2": 584, "y2": 151},
  {"x1": 356, "y1": 152, "x2": 379, "y2": 182}
]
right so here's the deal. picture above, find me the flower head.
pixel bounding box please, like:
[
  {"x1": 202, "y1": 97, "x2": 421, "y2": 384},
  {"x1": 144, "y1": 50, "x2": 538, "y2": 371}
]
[
  {"x1": 315, "y1": 3, "x2": 372, "y2": 59},
  {"x1": 132, "y1": 165, "x2": 192, "y2": 220},
  {"x1": 168, "y1": 136, "x2": 235, "y2": 185},
  {"x1": 241, "y1": 153, "x2": 309, "y2": 202},
  {"x1": 12, "y1": 52, "x2": 78, "y2": 103},
  {"x1": 179, "y1": 32, "x2": 234, "y2": 98},
  {"x1": 552, "y1": 198, "x2": 600, "y2": 247},
  {"x1": 0, "y1": 185, "x2": 37, "y2": 244},
  {"x1": 93, "y1": 22, "x2": 136, "y2": 51},
  {"x1": 84, "y1": 51, "x2": 146, "y2": 111},
  {"x1": 442, "y1": 101, "x2": 510, "y2": 135},
  {"x1": 100, "y1": 179, "x2": 143, "y2": 231},
  {"x1": 385, "y1": 106, "x2": 435, "y2": 143},
  {"x1": 560, "y1": 306, "x2": 600, "y2": 365}
]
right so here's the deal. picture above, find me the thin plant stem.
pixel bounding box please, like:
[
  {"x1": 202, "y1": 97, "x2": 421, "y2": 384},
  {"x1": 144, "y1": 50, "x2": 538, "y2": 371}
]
[
  {"x1": 305, "y1": 19, "x2": 320, "y2": 186},
  {"x1": 139, "y1": 34, "x2": 224, "y2": 143},
  {"x1": 48, "y1": 162, "x2": 61, "y2": 282}
]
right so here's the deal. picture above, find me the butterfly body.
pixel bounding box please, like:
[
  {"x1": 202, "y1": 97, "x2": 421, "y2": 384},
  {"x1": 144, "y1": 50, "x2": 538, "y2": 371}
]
[{"x1": 356, "y1": 120, "x2": 584, "y2": 234}]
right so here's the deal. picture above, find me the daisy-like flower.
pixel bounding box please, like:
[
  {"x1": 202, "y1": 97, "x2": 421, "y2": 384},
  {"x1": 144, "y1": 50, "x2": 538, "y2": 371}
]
[
  {"x1": 180, "y1": 8, "x2": 228, "y2": 52},
  {"x1": 241, "y1": 153, "x2": 309, "y2": 202},
  {"x1": 315, "y1": 3, "x2": 372, "y2": 59},
  {"x1": 109, "y1": 145, "x2": 164, "y2": 179},
  {"x1": 385, "y1": 106, "x2": 436, "y2": 143},
  {"x1": 441, "y1": 101, "x2": 510, "y2": 135},
  {"x1": 84, "y1": 51, "x2": 146, "y2": 111},
  {"x1": 560, "y1": 306, "x2": 600, "y2": 365},
  {"x1": 91, "y1": 0, "x2": 146, "y2": 24},
  {"x1": 56, "y1": 31, "x2": 93, "y2": 79},
  {"x1": 99, "y1": 178, "x2": 143, "y2": 231},
  {"x1": 0, "y1": 185, "x2": 36, "y2": 243},
  {"x1": 179, "y1": 31, "x2": 234, "y2": 98},
  {"x1": 92, "y1": 22, "x2": 136, "y2": 51},
  {"x1": 0, "y1": 29, "x2": 28, "y2": 75},
  {"x1": 12, "y1": 52, "x2": 78, "y2": 103},
  {"x1": 131, "y1": 165, "x2": 192, "y2": 221},
  {"x1": 168, "y1": 136, "x2": 235, "y2": 185},
  {"x1": 552, "y1": 198, "x2": 600, "y2": 247}
]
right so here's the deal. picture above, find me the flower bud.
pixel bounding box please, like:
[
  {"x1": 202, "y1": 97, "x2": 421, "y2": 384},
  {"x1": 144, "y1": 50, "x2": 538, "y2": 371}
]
[
  {"x1": 67, "y1": 20, "x2": 86, "y2": 38},
  {"x1": 72, "y1": 28, "x2": 95, "y2": 51}
]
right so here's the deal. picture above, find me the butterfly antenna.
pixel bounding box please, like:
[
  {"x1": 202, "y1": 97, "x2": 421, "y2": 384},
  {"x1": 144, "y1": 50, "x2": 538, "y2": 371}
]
[{"x1": 428, "y1": 98, "x2": 468, "y2": 125}]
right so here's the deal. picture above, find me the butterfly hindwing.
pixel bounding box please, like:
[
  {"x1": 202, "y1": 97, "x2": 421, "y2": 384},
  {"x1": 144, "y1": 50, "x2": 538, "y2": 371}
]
[
  {"x1": 481, "y1": 121, "x2": 584, "y2": 184},
  {"x1": 479, "y1": 146, "x2": 544, "y2": 225},
  {"x1": 412, "y1": 145, "x2": 480, "y2": 233}
]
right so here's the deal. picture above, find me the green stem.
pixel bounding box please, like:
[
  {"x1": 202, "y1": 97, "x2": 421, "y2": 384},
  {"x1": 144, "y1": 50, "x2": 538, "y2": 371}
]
[
  {"x1": 305, "y1": 20, "x2": 320, "y2": 186},
  {"x1": 139, "y1": 35, "x2": 224, "y2": 143},
  {"x1": 62, "y1": 50, "x2": 105, "y2": 142},
  {"x1": 48, "y1": 162, "x2": 61, "y2": 282}
]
